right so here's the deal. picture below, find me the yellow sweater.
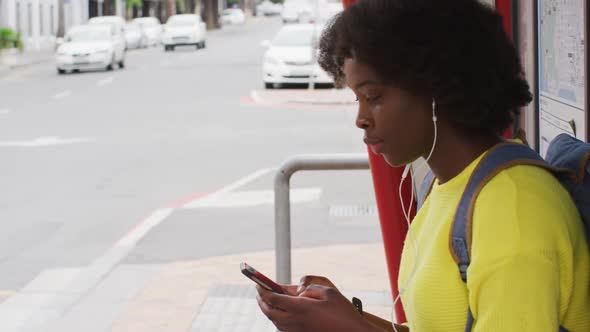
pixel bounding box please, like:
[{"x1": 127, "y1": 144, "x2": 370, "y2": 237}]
[{"x1": 398, "y1": 152, "x2": 590, "y2": 331}]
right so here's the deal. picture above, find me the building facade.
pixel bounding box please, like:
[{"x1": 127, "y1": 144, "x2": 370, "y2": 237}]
[{"x1": 0, "y1": 0, "x2": 89, "y2": 51}]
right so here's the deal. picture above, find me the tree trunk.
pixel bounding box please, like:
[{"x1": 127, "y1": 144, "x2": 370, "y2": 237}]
[
  {"x1": 203, "y1": 0, "x2": 219, "y2": 30},
  {"x1": 164, "y1": 0, "x2": 175, "y2": 21},
  {"x1": 56, "y1": 0, "x2": 65, "y2": 38}
]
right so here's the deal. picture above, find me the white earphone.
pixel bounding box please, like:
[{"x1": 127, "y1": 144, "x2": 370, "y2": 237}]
[{"x1": 392, "y1": 99, "x2": 438, "y2": 332}]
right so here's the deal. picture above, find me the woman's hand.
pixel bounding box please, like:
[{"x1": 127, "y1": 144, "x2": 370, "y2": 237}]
[
  {"x1": 295, "y1": 275, "x2": 337, "y2": 294},
  {"x1": 256, "y1": 284, "x2": 378, "y2": 332}
]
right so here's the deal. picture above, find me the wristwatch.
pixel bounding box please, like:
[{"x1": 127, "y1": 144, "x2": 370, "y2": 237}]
[{"x1": 352, "y1": 297, "x2": 363, "y2": 315}]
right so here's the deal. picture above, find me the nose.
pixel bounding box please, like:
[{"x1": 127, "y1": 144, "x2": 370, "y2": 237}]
[{"x1": 355, "y1": 105, "x2": 373, "y2": 130}]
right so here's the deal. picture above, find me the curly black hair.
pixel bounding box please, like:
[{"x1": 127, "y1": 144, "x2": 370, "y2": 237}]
[{"x1": 319, "y1": 0, "x2": 532, "y2": 135}]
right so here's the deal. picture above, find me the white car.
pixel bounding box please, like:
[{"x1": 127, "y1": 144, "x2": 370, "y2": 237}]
[
  {"x1": 88, "y1": 15, "x2": 127, "y2": 49},
  {"x1": 262, "y1": 24, "x2": 332, "y2": 88},
  {"x1": 162, "y1": 14, "x2": 207, "y2": 51},
  {"x1": 281, "y1": 0, "x2": 311, "y2": 23},
  {"x1": 56, "y1": 25, "x2": 125, "y2": 74},
  {"x1": 281, "y1": 0, "x2": 341, "y2": 24},
  {"x1": 221, "y1": 8, "x2": 246, "y2": 25},
  {"x1": 256, "y1": 0, "x2": 282, "y2": 16},
  {"x1": 133, "y1": 17, "x2": 163, "y2": 46},
  {"x1": 125, "y1": 23, "x2": 148, "y2": 49}
]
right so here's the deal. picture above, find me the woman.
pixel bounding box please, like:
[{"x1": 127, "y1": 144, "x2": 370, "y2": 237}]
[{"x1": 256, "y1": 0, "x2": 590, "y2": 331}]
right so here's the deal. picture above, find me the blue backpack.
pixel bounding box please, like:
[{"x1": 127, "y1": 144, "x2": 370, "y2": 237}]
[{"x1": 418, "y1": 133, "x2": 590, "y2": 332}]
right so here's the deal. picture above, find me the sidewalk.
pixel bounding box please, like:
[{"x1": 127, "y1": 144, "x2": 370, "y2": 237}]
[
  {"x1": 0, "y1": 48, "x2": 54, "y2": 75},
  {"x1": 110, "y1": 244, "x2": 394, "y2": 332},
  {"x1": 0, "y1": 243, "x2": 394, "y2": 332}
]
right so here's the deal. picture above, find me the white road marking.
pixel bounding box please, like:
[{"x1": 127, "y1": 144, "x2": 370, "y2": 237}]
[
  {"x1": 53, "y1": 90, "x2": 72, "y2": 100},
  {"x1": 183, "y1": 187, "x2": 322, "y2": 209},
  {"x1": 0, "y1": 108, "x2": 12, "y2": 115},
  {"x1": 117, "y1": 167, "x2": 274, "y2": 247},
  {"x1": 117, "y1": 208, "x2": 174, "y2": 247},
  {"x1": 160, "y1": 60, "x2": 171, "y2": 67},
  {"x1": 212, "y1": 167, "x2": 274, "y2": 196},
  {"x1": 97, "y1": 76, "x2": 114, "y2": 87},
  {"x1": 0, "y1": 136, "x2": 94, "y2": 147}
]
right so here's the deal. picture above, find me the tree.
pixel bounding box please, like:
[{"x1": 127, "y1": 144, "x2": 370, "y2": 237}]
[
  {"x1": 57, "y1": 0, "x2": 65, "y2": 38},
  {"x1": 165, "y1": 0, "x2": 176, "y2": 21},
  {"x1": 126, "y1": 0, "x2": 143, "y2": 19},
  {"x1": 203, "y1": 0, "x2": 219, "y2": 29},
  {"x1": 0, "y1": 28, "x2": 23, "y2": 51}
]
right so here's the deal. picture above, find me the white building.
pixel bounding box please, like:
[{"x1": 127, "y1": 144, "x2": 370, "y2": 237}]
[{"x1": 0, "y1": 0, "x2": 89, "y2": 51}]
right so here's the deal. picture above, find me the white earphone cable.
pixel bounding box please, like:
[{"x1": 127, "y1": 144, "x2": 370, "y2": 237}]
[{"x1": 391, "y1": 100, "x2": 437, "y2": 332}]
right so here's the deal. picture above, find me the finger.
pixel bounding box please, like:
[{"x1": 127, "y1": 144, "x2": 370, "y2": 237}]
[
  {"x1": 299, "y1": 284, "x2": 335, "y2": 300},
  {"x1": 298, "y1": 275, "x2": 335, "y2": 293},
  {"x1": 256, "y1": 284, "x2": 273, "y2": 300},
  {"x1": 257, "y1": 285, "x2": 303, "y2": 312},
  {"x1": 256, "y1": 295, "x2": 289, "y2": 321},
  {"x1": 282, "y1": 285, "x2": 299, "y2": 296}
]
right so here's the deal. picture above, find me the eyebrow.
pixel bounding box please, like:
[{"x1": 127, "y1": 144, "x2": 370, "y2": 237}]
[{"x1": 355, "y1": 80, "x2": 380, "y2": 89}]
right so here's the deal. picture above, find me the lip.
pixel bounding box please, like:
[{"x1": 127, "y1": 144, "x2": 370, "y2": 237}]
[{"x1": 363, "y1": 137, "x2": 385, "y2": 153}]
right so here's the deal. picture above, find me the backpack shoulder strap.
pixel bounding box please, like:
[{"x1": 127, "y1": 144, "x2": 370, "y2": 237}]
[
  {"x1": 418, "y1": 170, "x2": 436, "y2": 209},
  {"x1": 450, "y1": 142, "x2": 548, "y2": 282}
]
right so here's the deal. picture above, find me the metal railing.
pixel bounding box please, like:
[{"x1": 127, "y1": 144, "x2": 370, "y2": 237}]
[{"x1": 274, "y1": 154, "x2": 370, "y2": 284}]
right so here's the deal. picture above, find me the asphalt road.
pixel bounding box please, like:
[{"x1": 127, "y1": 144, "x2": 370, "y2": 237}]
[{"x1": 0, "y1": 17, "x2": 382, "y2": 295}]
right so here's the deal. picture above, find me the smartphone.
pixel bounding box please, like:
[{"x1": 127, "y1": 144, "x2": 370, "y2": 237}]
[{"x1": 240, "y1": 262, "x2": 285, "y2": 294}]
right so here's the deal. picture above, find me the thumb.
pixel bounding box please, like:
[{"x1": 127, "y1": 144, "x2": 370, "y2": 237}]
[
  {"x1": 282, "y1": 285, "x2": 299, "y2": 296},
  {"x1": 299, "y1": 284, "x2": 332, "y2": 300}
]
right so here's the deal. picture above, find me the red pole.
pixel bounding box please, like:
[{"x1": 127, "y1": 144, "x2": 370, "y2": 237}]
[
  {"x1": 495, "y1": 0, "x2": 515, "y2": 139},
  {"x1": 342, "y1": 0, "x2": 414, "y2": 323},
  {"x1": 495, "y1": 0, "x2": 513, "y2": 40}
]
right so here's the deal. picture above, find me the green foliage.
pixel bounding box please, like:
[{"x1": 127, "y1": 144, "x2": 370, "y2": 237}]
[
  {"x1": 0, "y1": 28, "x2": 23, "y2": 51},
  {"x1": 176, "y1": 0, "x2": 186, "y2": 13},
  {"x1": 125, "y1": 0, "x2": 143, "y2": 9}
]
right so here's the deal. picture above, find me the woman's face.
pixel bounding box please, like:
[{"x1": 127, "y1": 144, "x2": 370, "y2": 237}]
[{"x1": 343, "y1": 58, "x2": 435, "y2": 167}]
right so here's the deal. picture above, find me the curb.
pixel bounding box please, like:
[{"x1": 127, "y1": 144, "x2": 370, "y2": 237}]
[{"x1": 0, "y1": 55, "x2": 53, "y2": 77}]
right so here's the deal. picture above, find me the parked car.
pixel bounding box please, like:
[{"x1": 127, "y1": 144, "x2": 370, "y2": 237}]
[
  {"x1": 281, "y1": 0, "x2": 341, "y2": 24},
  {"x1": 221, "y1": 8, "x2": 246, "y2": 25},
  {"x1": 162, "y1": 14, "x2": 207, "y2": 51},
  {"x1": 133, "y1": 17, "x2": 163, "y2": 46},
  {"x1": 262, "y1": 24, "x2": 332, "y2": 88},
  {"x1": 281, "y1": 0, "x2": 311, "y2": 23},
  {"x1": 88, "y1": 15, "x2": 127, "y2": 50},
  {"x1": 55, "y1": 25, "x2": 125, "y2": 74},
  {"x1": 124, "y1": 23, "x2": 148, "y2": 49},
  {"x1": 256, "y1": 0, "x2": 283, "y2": 16}
]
